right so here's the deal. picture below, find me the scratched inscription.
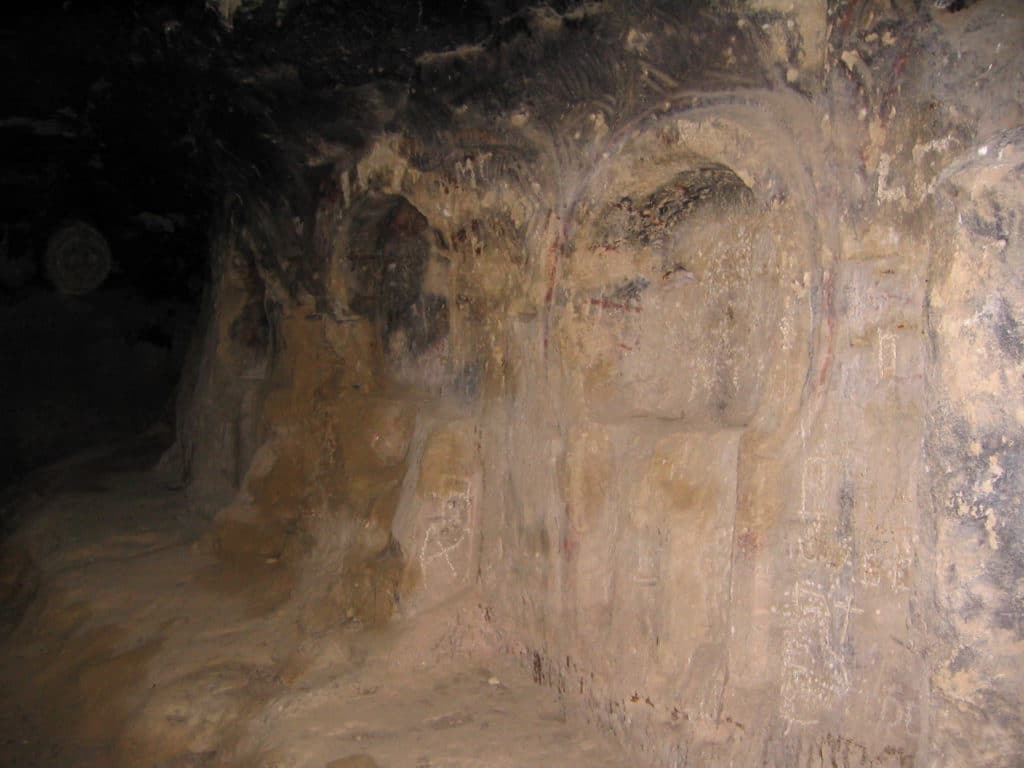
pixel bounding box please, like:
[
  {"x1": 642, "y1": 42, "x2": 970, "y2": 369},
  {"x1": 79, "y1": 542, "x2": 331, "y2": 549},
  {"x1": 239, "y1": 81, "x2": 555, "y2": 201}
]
[
  {"x1": 420, "y1": 485, "x2": 473, "y2": 585},
  {"x1": 780, "y1": 578, "x2": 854, "y2": 728}
]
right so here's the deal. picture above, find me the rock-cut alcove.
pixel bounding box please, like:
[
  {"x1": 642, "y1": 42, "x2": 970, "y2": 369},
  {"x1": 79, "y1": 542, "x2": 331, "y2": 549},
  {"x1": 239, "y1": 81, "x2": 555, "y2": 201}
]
[
  {"x1": 471, "y1": 100, "x2": 831, "y2": 765},
  {"x1": 341, "y1": 195, "x2": 447, "y2": 357}
]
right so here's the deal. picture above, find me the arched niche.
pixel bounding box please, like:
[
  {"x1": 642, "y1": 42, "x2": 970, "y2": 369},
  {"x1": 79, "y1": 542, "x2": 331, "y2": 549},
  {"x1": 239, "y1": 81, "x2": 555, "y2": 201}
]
[
  {"x1": 341, "y1": 193, "x2": 448, "y2": 359},
  {"x1": 557, "y1": 107, "x2": 819, "y2": 429}
]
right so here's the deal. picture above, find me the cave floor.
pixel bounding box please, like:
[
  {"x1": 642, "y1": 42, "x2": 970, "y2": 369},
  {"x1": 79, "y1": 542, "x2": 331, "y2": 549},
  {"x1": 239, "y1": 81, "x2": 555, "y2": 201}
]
[{"x1": 0, "y1": 440, "x2": 635, "y2": 768}]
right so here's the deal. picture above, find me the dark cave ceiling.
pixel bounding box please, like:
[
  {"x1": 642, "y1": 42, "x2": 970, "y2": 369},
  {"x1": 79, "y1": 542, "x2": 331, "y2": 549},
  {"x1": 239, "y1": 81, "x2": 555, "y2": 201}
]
[
  {"x1": 0, "y1": 0, "x2": 587, "y2": 297},
  {"x1": 0, "y1": 0, "x2": 972, "y2": 298}
]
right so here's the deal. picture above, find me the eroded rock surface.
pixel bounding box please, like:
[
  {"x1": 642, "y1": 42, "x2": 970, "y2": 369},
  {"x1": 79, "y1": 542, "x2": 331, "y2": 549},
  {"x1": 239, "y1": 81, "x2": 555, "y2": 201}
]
[
  {"x1": 168, "y1": 1, "x2": 1024, "y2": 765},
  {"x1": 3, "y1": 1, "x2": 1023, "y2": 766}
]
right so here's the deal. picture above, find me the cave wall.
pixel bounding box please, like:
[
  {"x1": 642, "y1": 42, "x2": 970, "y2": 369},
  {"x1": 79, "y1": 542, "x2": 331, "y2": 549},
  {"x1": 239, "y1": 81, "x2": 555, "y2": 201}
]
[{"x1": 170, "y1": 2, "x2": 1024, "y2": 765}]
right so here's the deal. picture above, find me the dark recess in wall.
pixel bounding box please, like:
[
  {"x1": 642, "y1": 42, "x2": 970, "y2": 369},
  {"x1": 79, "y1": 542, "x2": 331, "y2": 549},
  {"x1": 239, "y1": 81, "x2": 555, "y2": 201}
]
[{"x1": 0, "y1": 3, "x2": 219, "y2": 492}]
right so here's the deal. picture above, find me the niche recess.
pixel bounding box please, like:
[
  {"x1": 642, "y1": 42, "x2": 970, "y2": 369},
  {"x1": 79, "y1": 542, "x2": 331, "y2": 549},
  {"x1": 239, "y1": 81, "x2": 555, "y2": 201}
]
[
  {"x1": 343, "y1": 194, "x2": 448, "y2": 358},
  {"x1": 560, "y1": 144, "x2": 809, "y2": 427}
]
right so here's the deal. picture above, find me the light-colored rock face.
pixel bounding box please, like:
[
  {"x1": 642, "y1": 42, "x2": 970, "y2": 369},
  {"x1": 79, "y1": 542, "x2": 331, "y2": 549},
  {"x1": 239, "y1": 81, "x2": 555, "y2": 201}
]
[{"x1": 170, "y1": 2, "x2": 1024, "y2": 765}]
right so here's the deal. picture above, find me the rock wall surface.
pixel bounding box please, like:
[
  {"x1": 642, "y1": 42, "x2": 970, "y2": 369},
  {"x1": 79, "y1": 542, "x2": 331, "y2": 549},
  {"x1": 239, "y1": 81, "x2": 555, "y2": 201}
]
[{"x1": 169, "y1": 2, "x2": 1024, "y2": 765}]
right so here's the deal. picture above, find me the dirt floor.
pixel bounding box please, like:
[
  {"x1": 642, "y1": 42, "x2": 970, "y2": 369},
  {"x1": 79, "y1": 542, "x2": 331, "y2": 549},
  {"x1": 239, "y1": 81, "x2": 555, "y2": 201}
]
[{"x1": 0, "y1": 438, "x2": 637, "y2": 768}]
